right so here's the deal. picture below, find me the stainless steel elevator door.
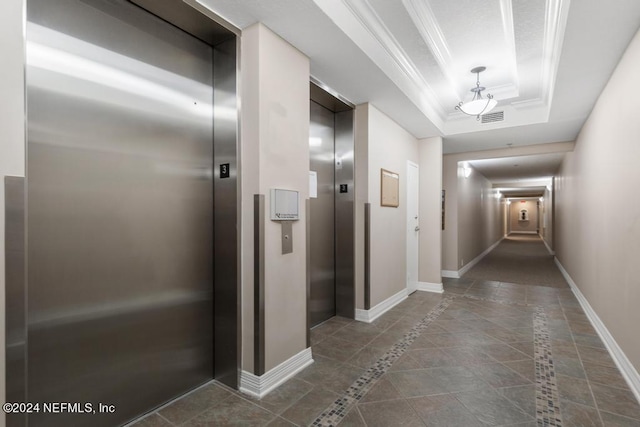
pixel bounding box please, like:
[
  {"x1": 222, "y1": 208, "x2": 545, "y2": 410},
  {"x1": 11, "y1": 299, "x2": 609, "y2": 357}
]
[
  {"x1": 26, "y1": 0, "x2": 214, "y2": 426},
  {"x1": 309, "y1": 101, "x2": 336, "y2": 327}
]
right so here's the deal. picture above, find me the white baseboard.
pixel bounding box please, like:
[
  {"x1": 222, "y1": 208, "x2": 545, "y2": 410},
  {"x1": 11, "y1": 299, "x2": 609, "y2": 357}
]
[
  {"x1": 355, "y1": 288, "x2": 408, "y2": 323},
  {"x1": 510, "y1": 231, "x2": 538, "y2": 234},
  {"x1": 417, "y1": 281, "x2": 443, "y2": 293},
  {"x1": 464, "y1": 236, "x2": 504, "y2": 276},
  {"x1": 442, "y1": 236, "x2": 504, "y2": 279},
  {"x1": 239, "y1": 348, "x2": 313, "y2": 399},
  {"x1": 441, "y1": 270, "x2": 460, "y2": 279},
  {"x1": 554, "y1": 257, "x2": 640, "y2": 404},
  {"x1": 542, "y1": 237, "x2": 555, "y2": 255}
]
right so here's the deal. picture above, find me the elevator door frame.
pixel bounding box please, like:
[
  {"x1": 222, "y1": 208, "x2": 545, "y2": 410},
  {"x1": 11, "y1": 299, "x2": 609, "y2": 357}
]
[{"x1": 308, "y1": 81, "x2": 355, "y2": 329}]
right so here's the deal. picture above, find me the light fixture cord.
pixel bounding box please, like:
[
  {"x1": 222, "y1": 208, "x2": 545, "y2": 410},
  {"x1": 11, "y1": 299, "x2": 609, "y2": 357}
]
[{"x1": 473, "y1": 71, "x2": 482, "y2": 101}]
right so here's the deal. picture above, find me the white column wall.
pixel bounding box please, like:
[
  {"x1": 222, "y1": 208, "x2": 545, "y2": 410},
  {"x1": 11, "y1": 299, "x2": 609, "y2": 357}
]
[
  {"x1": 418, "y1": 137, "x2": 443, "y2": 284},
  {"x1": 241, "y1": 23, "x2": 310, "y2": 372}
]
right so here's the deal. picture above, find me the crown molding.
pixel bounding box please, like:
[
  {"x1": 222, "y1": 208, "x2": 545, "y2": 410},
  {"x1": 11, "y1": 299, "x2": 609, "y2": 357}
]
[
  {"x1": 498, "y1": 0, "x2": 520, "y2": 91},
  {"x1": 343, "y1": 0, "x2": 449, "y2": 121},
  {"x1": 313, "y1": 0, "x2": 571, "y2": 136},
  {"x1": 314, "y1": 0, "x2": 446, "y2": 129},
  {"x1": 404, "y1": 0, "x2": 519, "y2": 102},
  {"x1": 540, "y1": 0, "x2": 571, "y2": 107},
  {"x1": 402, "y1": 0, "x2": 456, "y2": 95}
]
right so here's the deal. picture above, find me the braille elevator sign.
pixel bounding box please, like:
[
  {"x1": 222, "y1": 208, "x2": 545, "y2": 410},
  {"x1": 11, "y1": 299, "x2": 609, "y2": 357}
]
[
  {"x1": 340, "y1": 184, "x2": 348, "y2": 193},
  {"x1": 220, "y1": 163, "x2": 230, "y2": 178}
]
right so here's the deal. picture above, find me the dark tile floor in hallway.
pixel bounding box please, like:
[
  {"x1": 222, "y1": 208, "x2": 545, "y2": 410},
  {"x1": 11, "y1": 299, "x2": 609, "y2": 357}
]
[{"x1": 133, "y1": 279, "x2": 640, "y2": 426}]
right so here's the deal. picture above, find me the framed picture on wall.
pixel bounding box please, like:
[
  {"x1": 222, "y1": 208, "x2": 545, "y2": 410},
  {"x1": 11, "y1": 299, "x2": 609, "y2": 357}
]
[{"x1": 381, "y1": 168, "x2": 399, "y2": 207}]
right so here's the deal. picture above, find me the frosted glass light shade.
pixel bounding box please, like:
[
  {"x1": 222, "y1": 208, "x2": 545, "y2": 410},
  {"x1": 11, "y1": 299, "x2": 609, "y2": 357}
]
[{"x1": 457, "y1": 98, "x2": 497, "y2": 116}]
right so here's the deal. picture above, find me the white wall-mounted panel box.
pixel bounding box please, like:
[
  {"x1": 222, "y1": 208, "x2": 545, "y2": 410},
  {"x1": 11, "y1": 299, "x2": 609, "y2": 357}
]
[
  {"x1": 270, "y1": 189, "x2": 299, "y2": 220},
  {"x1": 309, "y1": 171, "x2": 318, "y2": 199}
]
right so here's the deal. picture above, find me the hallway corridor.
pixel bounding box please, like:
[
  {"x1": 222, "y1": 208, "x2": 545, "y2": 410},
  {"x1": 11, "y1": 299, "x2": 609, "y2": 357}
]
[
  {"x1": 463, "y1": 235, "x2": 568, "y2": 287},
  {"x1": 132, "y1": 238, "x2": 640, "y2": 427}
]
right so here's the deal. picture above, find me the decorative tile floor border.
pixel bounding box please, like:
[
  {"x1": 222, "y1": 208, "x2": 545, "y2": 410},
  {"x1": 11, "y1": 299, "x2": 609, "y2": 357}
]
[
  {"x1": 311, "y1": 296, "x2": 455, "y2": 426},
  {"x1": 461, "y1": 293, "x2": 536, "y2": 307},
  {"x1": 311, "y1": 292, "x2": 563, "y2": 427},
  {"x1": 534, "y1": 306, "x2": 563, "y2": 426},
  {"x1": 465, "y1": 293, "x2": 564, "y2": 425}
]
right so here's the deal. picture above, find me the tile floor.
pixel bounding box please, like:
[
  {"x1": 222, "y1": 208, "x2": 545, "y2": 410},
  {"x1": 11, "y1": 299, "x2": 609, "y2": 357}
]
[{"x1": 133, "y1": 278, "x2": 640, "y2": 426}]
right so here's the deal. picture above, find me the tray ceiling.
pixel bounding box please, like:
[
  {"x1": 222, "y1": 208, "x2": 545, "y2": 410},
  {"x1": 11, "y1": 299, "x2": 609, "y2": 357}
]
[
  {"x1": 313, "y1": 0, "x2": 570, "y2": 135},
  {"x1": 196, "y1": 0, "x2": 640, "y2": 155}
]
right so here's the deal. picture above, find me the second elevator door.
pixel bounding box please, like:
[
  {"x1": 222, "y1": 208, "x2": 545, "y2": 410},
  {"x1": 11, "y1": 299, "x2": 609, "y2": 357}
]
[{"x1": 309, "y1": 101, "x2": 336, "y2": 326}]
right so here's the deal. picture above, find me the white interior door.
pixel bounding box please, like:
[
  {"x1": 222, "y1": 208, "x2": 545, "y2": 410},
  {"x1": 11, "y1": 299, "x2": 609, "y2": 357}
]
[{"x1": 407, "y1": 161, "x2": 419, "y2": 293}]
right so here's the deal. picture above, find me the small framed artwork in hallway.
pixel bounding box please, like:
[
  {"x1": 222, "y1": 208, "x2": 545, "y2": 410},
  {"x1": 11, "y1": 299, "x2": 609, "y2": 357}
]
[{"x1": 381, "y1": 168, "x2": 400, "y2": 207}]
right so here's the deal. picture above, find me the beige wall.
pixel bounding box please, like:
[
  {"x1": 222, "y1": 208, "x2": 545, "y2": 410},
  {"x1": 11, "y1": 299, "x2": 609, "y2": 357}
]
[
  {"x1": 442, "y1": 141, "x2": 574, "y2": 272},
  {"x1": 367, "y1": 104, "x2": 419, "y2": 306},
  {"x1": 457, "y1": 164, "x2": 504, "y2": 270},
  {"x1": 354, "y1": 104, "x2": 419, "y2": 307},
  {"x1": 418, "y1": 137, "x2": 443, "y2": 284},
  {"x1": 354, "y1": 104, "x2": 369, "y2": 309},
  {"x1": 555, "y1": 29, "x2": 640, "y2": 373},
  {"x1": 541, "y1": 185, "x2": 554, "y2": 250},
  {"x1": 241, "y1": 23, "x2": 310, "y2": 372},
  {"x1": 442, "y1": 155, "x2": 459, "y2": 271},
  {"x1": 354, "y1": 107, "x2": 443, "y2": 305},
  {"x1": 510, "y1": 199, "x2": 539, "y2": 234},
  {"x1": 0, "y1": 1, "x2": 26, "y2": 425},
  {"x1": 240, "y1": 23, "x2": 259, "y2": 373},
  {"x1": 503, "y1": 200, "x2": 509, "y2": 236}
]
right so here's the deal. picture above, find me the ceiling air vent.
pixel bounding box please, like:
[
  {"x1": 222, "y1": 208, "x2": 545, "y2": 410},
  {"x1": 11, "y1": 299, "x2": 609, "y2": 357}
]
[{"x1": 481, "y1": 111, "x2": 504, "y2": 124}]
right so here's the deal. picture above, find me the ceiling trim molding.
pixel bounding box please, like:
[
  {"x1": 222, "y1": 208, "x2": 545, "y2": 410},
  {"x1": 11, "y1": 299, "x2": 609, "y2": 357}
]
[
  {"x1": 403, "y1": 0, "x2": 520, "y2": 102},
  {"x1": 495, "y1": 180, "x2": 553, "y2": 188},
  {"x1": 314, "y1": 0, "x2": 572, "y2": 136},
  {"x1": 443, "y1": 140, "x2": 575, "y2": 160},
  {"x1": 511, "y1": 97, "x2": 545, "y2": 110},
  {"x1": 342, "y1": 0, "x2": 450, "y2": 119},
  {"x1": 540, "y1": 0, "x2": 571, "y2": 107},
  {"x1": 315, "y1": 0, "x2": 447, "y2": 127},
  {"x1": 498, "y1": 0, "x2": 520, "y2": 93},
  {"x1": 402, "y1": 0, "x2": 457, "y2": 94},
  {"x1": 484, "y1": 82, "x2": 518, "y2": 99}
]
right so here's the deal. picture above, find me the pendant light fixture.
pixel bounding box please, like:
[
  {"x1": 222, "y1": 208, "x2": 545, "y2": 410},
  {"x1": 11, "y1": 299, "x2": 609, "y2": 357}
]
[{"x1": 455, "y1": 66, "x2": 497, "y2": 120}]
